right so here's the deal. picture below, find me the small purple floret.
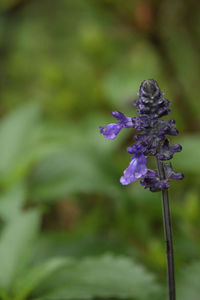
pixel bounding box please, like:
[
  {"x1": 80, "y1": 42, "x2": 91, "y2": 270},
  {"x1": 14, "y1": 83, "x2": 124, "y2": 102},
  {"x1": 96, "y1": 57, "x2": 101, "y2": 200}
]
[
  {"x1": 99, "y1": 111, "x2": 135, "y2": 139},
  {"x1": 99, "y1": 123, "x2": 122, "y2": 139},
  {"x1": 158, "y1": 139, "x2": 182, "y2": 160},
  {"x1": 164, "y1": 163, "x2": 184, "y2": 180},
  {"x1": 120, "y1": 152, "x2": 147, "y2": 185},
  {"x1": 140, "y1": 169, "x2": 170, "y2": 192}
]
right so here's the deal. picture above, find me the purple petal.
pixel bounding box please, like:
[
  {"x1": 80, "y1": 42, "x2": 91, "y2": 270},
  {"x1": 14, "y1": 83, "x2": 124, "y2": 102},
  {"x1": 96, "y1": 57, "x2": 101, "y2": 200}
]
[
  {"x1": 169, "y1": 128, "x2": 179, "y2": 136},
  {"x1": 111, "y1": 111, "x2": 134, "y2": 128},
  {"x1": 120, "y1": 153, "x2": 147, "y2": 185},
  {"x1": 155, "y1": 180, "x2": 170, "y2": 190},
  {"x1": 161, "y1": 126, "x2": 178, "y2": 136},
  {"x1": 157, "y1": 107, "x2": 171, "y2": 117},
  {"x1": 126, "y1": 144, "x2": 143, "y2": 154},
  {"x1": 99, "y1": 123, "x2": 122, "y2": 139},
  {"x1": 164, "y1": 163, "x2": 184, "y2": 180},
  {"x1": 157, "y1": 134, "x2": 165, "y2": 142},
  {"x1": 158, "y1": 141, "x2": 182, "y2": 160},
  {"x1": 170, "y1": 144, "x2": 182, "y2": 153},
  {"x1": 134, "y1": 116, "x2": 150, "y2": 131},
  {"x1": 169, "y1": 173, "x2": 184, "y2": 180},
  {"x1": 140, "y1": 169, "x2": 170, "y2": 191},
  {"x1": 111, "y1": 111, "x2": 127, "y2": 121}
]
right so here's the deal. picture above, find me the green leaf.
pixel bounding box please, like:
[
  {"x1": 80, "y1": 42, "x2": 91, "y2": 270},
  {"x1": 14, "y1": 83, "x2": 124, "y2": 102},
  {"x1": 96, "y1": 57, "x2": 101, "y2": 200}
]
[
  {"x1": 31, "y1": 145, "x2": 121, "y2": 201},
  {"x1": 34, "y1": 255, "x2": 160, "y2": 300},
  {"x1": 13, "y1": 258, "x2": 71, "y2": 300},
  {"x1": 0, "y1": 103, "x2": 41, "y2": 179},
  {"x1": 0, "y1": 210, "x2": 40, "y2": 291},
  {"x1": 177, "y1": 262, "x2": 200, "y2": 300},
  {"x1": 0, "y1": 183, "x2": 26, "y2": 222},
  {"x1": 0, "y1": 103, "x2": 65, "y2": 188}
]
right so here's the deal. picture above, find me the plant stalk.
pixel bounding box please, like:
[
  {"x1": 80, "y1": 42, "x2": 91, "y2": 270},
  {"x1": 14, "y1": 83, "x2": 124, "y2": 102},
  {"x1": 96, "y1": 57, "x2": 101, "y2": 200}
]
[{"x1": 156, "y1": 157, "x2": 176, "y2": 300}]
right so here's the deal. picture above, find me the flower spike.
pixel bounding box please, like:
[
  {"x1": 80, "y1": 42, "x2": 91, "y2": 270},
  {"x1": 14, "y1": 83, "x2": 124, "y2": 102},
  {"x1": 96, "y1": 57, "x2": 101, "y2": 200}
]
[{"x1": 99, "y1": 79, "x2": 184, "y2": 191}]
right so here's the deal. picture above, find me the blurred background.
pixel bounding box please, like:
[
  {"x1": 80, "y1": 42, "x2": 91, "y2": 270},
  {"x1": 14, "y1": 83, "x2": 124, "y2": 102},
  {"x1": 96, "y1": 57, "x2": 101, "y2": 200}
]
[{"x1": 0, "y1": 0, "x2": 199, "y2": 299}]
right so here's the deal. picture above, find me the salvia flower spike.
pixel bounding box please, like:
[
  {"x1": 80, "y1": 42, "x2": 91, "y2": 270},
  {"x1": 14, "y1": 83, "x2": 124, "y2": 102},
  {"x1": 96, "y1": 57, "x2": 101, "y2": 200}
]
[
  {"x1": 99, "y1": 79, "x2": 184, "y2": 191},
  {"x1": 99, "y1": 79, "x2": 184, "y2": 300}
]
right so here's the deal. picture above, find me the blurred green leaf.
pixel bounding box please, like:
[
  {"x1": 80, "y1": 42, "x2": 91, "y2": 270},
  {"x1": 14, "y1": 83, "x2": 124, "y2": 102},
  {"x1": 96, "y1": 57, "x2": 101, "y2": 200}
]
[
  {"x1": 31, "y1": 146, "x2": 119, "y2": 200},
  {"x1": 34, "y1": 255, "x2": 160, "y2": 300},
  {"x1": 177, "y1": 262, "x2": 200, "y2": 300},
  {"x1": 13, "y1": 258, "x2": 70, "y2": 300},
  {"x1": 30, "y1": 118, "x2": 125, "y2": 201},
  {"x1": 0, "y1": 183, "x2": 25, "y2": 222},
  {"x1": 0, "y1": 209, "x2": 40, "y2": 291},
  {"x1": 0, "y1": 103, "x2": 40, "y2": 179},
  {"x1": 0, "y1": 103, "x2": 69, "y2": 188}
]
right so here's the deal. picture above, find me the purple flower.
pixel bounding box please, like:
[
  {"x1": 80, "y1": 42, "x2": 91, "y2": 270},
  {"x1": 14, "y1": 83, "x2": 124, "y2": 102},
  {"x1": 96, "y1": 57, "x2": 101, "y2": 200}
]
[
  {"x1": 134, "y1": 116, "x2": 150, "y2": 131},
  {"x1": 99, "y1": 111, "x2": 135, "y2": 139},
  {"x1": 99, "y1": 79, "x2": 184, "y2": 191},
  {"x1": 160, "y1": 119, "x2": 178, "y2": 136},
  {"x1": 120, "y1": 151, "x2": 147, "y2": 185},
  {"x1": 126, "y1": 144, "x2": 144, "y2": 154},
  {"x1": 164, "y1": 163, "x2": 184, "y2": 180},
  {"x1": 140, "y1": 170, "x2": 170, "y2": 192},
  {"x1": 99, "y1": 123, "x2": 123, "y2": 140},
  {"x1": 158, "y1": 139, "x2": 182, "y2": 161}
]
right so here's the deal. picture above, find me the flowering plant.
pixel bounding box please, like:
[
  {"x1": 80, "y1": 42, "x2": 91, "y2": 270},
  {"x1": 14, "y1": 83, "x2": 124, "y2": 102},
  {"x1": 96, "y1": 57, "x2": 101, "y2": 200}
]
[
  {"x1": 99, "y1": 79, "x2": 184, "y2": 300},
  {"x1": 99, "y1": 79, "x2": 183, "y2": 191}
]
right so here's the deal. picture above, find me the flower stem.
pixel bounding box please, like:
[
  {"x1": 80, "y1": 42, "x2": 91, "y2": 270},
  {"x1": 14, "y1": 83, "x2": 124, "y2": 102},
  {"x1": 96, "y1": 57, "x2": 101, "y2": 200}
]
[{"x1": 156, "y1": 157, "x2": 176, "y2": 300}]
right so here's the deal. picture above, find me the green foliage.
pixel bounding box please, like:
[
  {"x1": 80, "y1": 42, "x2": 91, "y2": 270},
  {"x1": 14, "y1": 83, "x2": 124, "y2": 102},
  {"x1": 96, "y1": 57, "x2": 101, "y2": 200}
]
[
  {"x1": 0, "y1": 103, "x2": 44, "y2": 187},
  {"x1": 0, "y1": 186, "x2": 161, "y2": 300},
  {"x1": 33, "y1": 255, "x2": 160, "y2": 300},
  {"x1": 177, "y1": 262, "x2": 200, "y2": 300},
  {"x1": 30, "y1": 131, "x2": 122, "y2": 201},
  {"x1": 0, "y1": 103, "x2": 40, "y2": 176},
  {"x1": 0, "y1": 206, "x2": 40, "y2": 292},
  {"x1": 0, "y1": 183, "x2": 40, "y2": 294},
  {"x1": 13, "y1": 258, "x2": 70, "y2": 300},
  {"x1": 0, "y1": 169, "x2": 160, "y2": 300},
  {"x1": 0, "y1": 184, "x2": 25, "y2": 222}
]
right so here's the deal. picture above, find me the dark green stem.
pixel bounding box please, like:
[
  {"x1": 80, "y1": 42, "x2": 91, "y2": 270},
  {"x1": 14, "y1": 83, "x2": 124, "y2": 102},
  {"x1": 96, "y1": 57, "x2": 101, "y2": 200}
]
[{"x1": 156, "y1": 157, "x2": 176, "y2": 300}]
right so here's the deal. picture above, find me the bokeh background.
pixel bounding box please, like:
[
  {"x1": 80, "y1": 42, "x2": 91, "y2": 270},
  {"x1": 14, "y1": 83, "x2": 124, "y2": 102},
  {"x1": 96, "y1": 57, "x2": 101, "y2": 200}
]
[{"x1": 0, "y1": 0, "x2": 199, "y2": 299}]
